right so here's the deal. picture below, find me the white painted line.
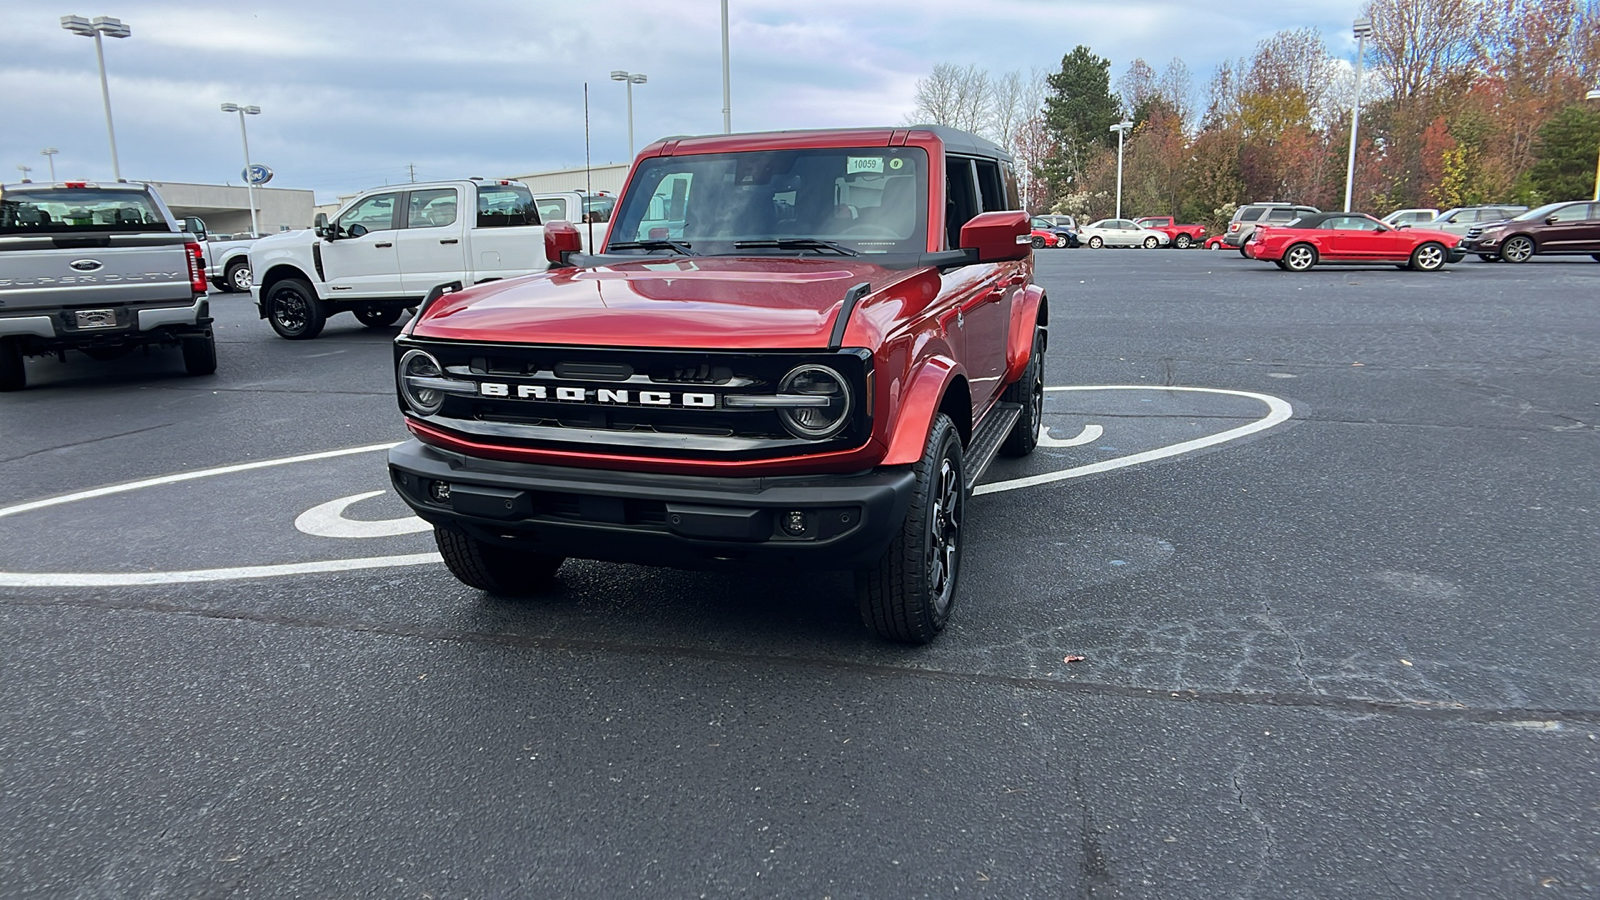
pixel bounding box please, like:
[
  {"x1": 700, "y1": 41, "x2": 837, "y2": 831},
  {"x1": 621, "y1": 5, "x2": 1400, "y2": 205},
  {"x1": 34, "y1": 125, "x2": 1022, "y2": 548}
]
[
  {"x1": 0, "y1": 442, "x2": 404, "y2": 520},
  {"x1": 1037, "y1": 423, "x2": 1103, "y2": 448},
  {"x1": 0, "y1": 553, "x2": 443, "y2": 587},
  {"x1": 295, "y1": 491, "x2": 432, "y2": 539},
  {"x1": 975, "y1": 386, "x2": 1293, "y2": 496}
]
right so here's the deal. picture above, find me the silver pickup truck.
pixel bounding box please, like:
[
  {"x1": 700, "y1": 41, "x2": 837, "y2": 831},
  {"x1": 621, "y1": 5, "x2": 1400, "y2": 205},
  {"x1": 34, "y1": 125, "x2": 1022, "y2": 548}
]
[{"x1": 0, "y1": 181, "x2": 216, "y2": 391}]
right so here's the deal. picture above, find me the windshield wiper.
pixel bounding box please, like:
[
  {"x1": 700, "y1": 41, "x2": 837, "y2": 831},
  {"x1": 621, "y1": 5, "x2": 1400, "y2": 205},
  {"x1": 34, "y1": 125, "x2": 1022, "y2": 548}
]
[
  {"x1": 607, "y1": 239, "x2": 699, "y2": 256},
  {"x1": 734, "y1": 238, "x2": 859, "y2": 257}
]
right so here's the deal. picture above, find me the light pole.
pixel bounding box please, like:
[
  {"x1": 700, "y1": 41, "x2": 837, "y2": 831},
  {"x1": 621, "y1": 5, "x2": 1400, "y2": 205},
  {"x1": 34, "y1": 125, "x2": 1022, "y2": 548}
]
[
  {"x1": 40, "y1": 148, "x2": 59, "y2": 181},
  {"x1": 60, "y1": 15, "x2": 131, "y2": 182},
  {"x1": 720, "y1": 0, "x2": 732, "y2": 133},
  {"x1": 1109, "y1": 120, "x2": 1133, "y2": 219},
  {"x1": 1586, "y1": 88, "x2": 1600, "y2": 202},
  {"x1": 1343, "y1": 17, "x2": 1373, "y2": 213},
  {"x1": 17, "y1": 164, "x2": 33, "y2": 183},
  {"x1": 609, "y1": 71, "x2": 648, "y2": 159},
  {"x1": 221, "y1": 103, "x2": 262, "y2": 236}
]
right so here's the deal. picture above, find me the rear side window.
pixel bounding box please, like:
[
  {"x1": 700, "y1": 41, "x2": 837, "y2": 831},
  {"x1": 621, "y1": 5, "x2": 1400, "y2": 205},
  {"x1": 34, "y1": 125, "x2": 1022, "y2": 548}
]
[
  {"x1": 407, "y1": 188, "x2": 458, "y2": 228},
  {"x1": 0, "y1": 188, "x2": 164, "y2": 234},
  {"x1": 477, "y1": 183, "x2": 540, "y2": 227},
  {"x1": 973, "y1": 158, "x2": 1007, "y2": 212},
  {"x1": 1266, "y1": 209, "x2": 1298, "y2": 222},
  {"x1": 1237, "y1": 207, "x2": 1266, "y2": 222}
]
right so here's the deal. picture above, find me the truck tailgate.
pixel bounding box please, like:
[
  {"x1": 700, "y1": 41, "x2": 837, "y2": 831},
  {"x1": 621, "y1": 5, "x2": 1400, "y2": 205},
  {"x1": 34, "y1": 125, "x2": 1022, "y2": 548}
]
[{"x1": 0, "y1": 233, "x2": 195, "y2": 312}]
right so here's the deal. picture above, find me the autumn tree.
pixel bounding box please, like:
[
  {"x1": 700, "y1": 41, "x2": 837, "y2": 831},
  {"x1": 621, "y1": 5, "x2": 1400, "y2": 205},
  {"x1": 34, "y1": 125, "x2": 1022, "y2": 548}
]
[
  {"x1": 1040, "y1": 46, "x2": 1121, "y2": 199},
  {"x1": 1527, "y1": 103, "x2": 1600, "y2": 199}
]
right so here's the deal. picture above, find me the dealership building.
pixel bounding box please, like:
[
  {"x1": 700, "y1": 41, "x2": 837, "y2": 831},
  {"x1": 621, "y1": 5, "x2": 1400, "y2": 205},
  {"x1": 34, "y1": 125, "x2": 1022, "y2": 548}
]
[{"x1": 141, "y1": 181, "x2": 315, "y2": 236}]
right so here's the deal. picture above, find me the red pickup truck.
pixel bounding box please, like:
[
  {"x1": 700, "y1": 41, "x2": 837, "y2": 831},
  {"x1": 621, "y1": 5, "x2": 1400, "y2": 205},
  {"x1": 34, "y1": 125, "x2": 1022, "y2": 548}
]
[
  {"x1": 387, "y1": 125, "x2": 1049, "y2": 643},
  {"x1": 1134, "y1": 216, "x2": 1207, "y2": 249}
]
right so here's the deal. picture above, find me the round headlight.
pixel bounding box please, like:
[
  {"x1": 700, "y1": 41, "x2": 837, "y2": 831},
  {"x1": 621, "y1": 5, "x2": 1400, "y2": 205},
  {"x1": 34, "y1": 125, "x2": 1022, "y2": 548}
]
[
  {"x1": 777, "y1": 364, "x2": 852, "y2": 439},
  {"x1": 398, "y1": 349, "x2": 446, "y2": 416}
]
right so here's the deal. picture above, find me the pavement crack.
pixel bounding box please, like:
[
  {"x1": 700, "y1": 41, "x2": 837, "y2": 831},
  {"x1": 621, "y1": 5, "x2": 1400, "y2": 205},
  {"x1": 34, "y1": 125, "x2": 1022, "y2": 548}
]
[
  {"x1": 0, "y1": 423, "x2": 173, "y2": 465},
  {"x1": 7, "y1": 593, "x2": 1600, "y2": 726},
  {"x1": 1259, "y1": 600, "x2": 1319, "y2": 695},
  {"x1": 1229, "y1": 753, "x2": 1275, "y2": 896}
]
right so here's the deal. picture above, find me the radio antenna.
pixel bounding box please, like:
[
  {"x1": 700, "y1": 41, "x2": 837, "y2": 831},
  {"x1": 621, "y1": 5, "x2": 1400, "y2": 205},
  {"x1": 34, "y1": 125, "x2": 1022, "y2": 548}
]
[{"x1": 584, "y1": 82, "x2": 594, "y2": 251}]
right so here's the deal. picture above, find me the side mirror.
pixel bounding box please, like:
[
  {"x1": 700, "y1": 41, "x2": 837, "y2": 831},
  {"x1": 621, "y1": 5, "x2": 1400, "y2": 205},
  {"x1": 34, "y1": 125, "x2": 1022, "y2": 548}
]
[
  {"x1": 313, "y1": 212, "x2": 329, "y2": 238},
  {"x1": 545, "y1": 220, "x2": 582, "y2": 267},
  {"x1": 958, "y1": 211, "x2": 1030, "y2": 264},
  {"x1": 184, "y1": 217, "x2": 207, "y2": 240},
  {"x1": 1546, "y1": 216, "x2": 1559, "y2": 225}
]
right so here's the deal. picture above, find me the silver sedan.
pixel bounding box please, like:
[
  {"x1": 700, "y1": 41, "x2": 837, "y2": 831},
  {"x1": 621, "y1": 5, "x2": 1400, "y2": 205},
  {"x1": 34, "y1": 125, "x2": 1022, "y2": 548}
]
[{"x1": 1079, "y1": 218, "x2": 1171, "y2": 249}]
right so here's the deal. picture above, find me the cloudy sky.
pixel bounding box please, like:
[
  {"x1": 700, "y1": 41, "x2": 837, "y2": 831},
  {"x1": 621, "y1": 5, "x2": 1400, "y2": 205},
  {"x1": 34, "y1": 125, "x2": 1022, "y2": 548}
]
[{"x1": 3, "y1": 0, "x2": 1366, "y2": 203}]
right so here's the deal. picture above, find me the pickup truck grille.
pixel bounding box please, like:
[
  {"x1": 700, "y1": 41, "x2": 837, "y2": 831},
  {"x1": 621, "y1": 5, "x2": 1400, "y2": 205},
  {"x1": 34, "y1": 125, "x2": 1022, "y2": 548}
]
[{"x1": 396, "y1": 340, "x2": 873, "y2": 460}]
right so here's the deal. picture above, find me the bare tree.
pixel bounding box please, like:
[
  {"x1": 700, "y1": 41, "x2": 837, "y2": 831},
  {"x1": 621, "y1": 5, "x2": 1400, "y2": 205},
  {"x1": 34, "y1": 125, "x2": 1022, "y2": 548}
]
[
  {"x1": 1364, "y1": 0, "x2": 1479, "y2": 103},
  {"x1": 909, "y1": 63, "x2": 992, "y2": 134}
]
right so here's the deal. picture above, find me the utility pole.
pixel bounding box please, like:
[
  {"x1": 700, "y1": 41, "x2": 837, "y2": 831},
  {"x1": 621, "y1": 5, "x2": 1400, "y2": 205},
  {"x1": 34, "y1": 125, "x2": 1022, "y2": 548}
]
[
  {"x1": 1343, "y1": 18, "x2": 1373, "y2": 213},
  {"x1": 720, "y1": 0, "x2": 732, "y2": 133},
  {"x1": 408, "y1": 163, "x2": 417, "y2": 183}
]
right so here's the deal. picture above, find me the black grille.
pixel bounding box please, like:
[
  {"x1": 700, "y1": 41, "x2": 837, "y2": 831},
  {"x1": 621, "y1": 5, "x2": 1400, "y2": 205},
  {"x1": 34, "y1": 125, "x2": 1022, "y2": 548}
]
[{"x1": 398, "y1": 340, "x2": 872, "y2": 460}]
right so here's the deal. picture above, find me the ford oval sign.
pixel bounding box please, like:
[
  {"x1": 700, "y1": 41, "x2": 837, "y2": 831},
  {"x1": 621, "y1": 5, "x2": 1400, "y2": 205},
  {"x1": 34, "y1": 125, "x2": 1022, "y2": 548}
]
[
  {"x1": 242, "y1": 164, "x2": 273, "y2": 186},
  {"x1": 69, "y1": 259, "x2": 104, "y2": 272}
]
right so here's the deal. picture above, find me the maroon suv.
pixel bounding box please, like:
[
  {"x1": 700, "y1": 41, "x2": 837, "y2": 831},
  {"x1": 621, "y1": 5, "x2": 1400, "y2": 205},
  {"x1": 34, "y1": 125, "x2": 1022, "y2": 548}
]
[{"x1": 1461, "y1": 201, "x2": 1600, "y2": 262}]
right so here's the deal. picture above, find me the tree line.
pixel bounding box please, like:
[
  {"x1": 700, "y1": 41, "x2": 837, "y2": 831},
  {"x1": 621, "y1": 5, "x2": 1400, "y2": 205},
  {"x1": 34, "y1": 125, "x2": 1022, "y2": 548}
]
[{"x1": 907, "y1": 0, "x2": 1600, "y2": 230}]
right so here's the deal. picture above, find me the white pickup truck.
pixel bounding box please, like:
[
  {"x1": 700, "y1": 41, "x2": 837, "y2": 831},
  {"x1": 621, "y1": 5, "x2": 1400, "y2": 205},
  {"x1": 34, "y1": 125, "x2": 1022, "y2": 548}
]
[
  {"x1": 249, "y1": 179, "x2": 596, "y2": 339},
  {"x1": 181, "y1": 217, "x2": 260, "y2": 293}
]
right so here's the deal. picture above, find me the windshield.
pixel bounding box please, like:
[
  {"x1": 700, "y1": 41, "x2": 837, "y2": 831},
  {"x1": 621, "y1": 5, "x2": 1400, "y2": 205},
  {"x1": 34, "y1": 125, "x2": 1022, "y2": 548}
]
[
  {"x1": 1512, "y1": 203, "x2": 1566, "y2": 222},
  {"x1": 0, "y1": 188, "x2": 167, "y2": 234},
  {"x1": 607, "y1": 147, "x2": 928, "y2": 255}
]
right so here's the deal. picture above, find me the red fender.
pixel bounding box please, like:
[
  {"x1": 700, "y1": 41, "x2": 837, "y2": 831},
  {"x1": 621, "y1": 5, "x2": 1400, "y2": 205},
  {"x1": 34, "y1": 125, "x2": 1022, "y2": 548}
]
[
  {"x1": 1002, "y1": 285, "x2": 1044, "y2": 383},
  {"x1": 881, "y1": 355, "x2": 963, "y2": 465}
]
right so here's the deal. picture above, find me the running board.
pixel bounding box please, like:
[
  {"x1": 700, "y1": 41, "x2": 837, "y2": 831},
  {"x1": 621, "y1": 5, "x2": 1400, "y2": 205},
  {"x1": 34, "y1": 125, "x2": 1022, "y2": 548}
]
[{"x1": 964, "y1": 401, "x2": 1022, "y2": 491}]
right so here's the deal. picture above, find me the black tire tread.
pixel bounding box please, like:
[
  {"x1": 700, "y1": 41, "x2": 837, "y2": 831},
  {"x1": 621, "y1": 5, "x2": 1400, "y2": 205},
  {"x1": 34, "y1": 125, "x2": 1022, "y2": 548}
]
[
  {"x1": 0, "y1": 337, "x2": 24, "y2": 391},
  {"x1": 856, "y1": 413, "x2": 963, "y2": 644},
  {"x1": 434, "y1": 525, "x2": 563, "y2": 596},
  {"x1": 999, "y1": 329, "x2": 1043, "y2": 458},
  {"x1": 267, "y1": 278, "x2": 327, "y2": 340},
  {"x1": 182, "y1": 331, "x2": 217, "y2": 375},
  {"x1": 224, "y1": 260, "x2": 250, "y2": 293}
]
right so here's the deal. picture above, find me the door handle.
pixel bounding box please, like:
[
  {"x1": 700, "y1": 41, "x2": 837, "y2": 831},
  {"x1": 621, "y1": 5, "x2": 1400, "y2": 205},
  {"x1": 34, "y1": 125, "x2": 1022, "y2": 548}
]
[
  {"x1": 439, "y1": 238, "x2": 459, "y2": 245},
  {"x1": 374, "y1": 242, "x2": 393, "y2": 249}
]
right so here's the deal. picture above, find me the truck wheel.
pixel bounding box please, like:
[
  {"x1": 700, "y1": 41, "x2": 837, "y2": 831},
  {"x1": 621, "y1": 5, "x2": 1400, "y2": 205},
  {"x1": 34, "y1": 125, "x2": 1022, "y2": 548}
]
[
  {"x1": 225, "y1": 260, "x2": 252, "y2": 293},
  {"x1": 355, "y1": 305, "x2": 403, "y2": 328},
  {"x1": 1174, "y1": 234, "x2": 1193, "y2": 249},
  {"x1": 0, "y1": 338, "x2": 25, "y2": 392},
  {"x1": 999, "y1": 329, "x2": 1044, "y2": 458},
  {"x1": 855, "y1": 413, "x2": 965, "y2": 644},
  {"x1": 434, "y1": 524, "x2": 565, "y2": 596},
  {"x1": 182, "y1": 330, "x2": 217, "y2": 375},
  {"x1": 266, "y1": 278, "x2": 327, "y2": 340}
]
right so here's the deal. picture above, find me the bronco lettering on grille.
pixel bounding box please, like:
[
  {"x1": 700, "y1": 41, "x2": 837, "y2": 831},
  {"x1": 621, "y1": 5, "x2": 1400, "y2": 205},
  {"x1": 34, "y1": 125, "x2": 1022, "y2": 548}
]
[{"x1": 478, "y1": 382, "x2": 717, "y2": 408}]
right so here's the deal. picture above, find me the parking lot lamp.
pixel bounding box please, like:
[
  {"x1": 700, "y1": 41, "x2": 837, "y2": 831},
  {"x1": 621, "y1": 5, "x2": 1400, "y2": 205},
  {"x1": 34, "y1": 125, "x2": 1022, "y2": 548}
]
[
  {"x1": 1343, "y1": 18, "x2": 1373, "y2": 212},
  {"x1": 41, "y1": 148, "x2": 59, "y2": 181},
  {"x1": 17, "y1": 164, "x2": 33, "y2": 183},
  {"x1": 721, "y1": 0, "x2": 732, "y2": 133},
  {"x1": 1586, "y1": 88, "x2": 1600, "y2": 201},
  {"x1": 60, "y1": 15, "x2": 131, "y2": 182},
  {"x1": 221, "y1": 103, "x2": 262, "y2": 237},
  {"x1": 1109, "y1": 120, "x2": 1133, "y2": 219},
  {"x1": 610, "y1": 71, "x2": 648, "y2": 159}
]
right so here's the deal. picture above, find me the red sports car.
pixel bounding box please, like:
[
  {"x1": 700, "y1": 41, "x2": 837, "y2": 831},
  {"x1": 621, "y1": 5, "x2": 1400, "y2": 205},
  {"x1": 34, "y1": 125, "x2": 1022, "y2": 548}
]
[
  {"x1": 1028, "y1": 226, "x2": 1065, "y2": 249},
  {"x1": 1245, "y1": 212, "x2": 1465, "y2": 271}
]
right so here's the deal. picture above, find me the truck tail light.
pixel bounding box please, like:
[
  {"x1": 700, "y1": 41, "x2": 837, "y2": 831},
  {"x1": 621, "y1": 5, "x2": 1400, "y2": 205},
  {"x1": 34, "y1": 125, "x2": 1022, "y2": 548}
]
[{"x1": 184, "y1": 241, "x2": 207, "y2": 293}]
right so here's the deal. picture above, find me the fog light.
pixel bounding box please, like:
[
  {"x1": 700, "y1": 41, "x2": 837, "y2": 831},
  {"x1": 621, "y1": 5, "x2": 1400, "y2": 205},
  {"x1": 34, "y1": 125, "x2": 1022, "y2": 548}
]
[
  {"x1": 782, "y1": 510, "x2": 807, "y2": 536},
  {"x1": 429, "y1": 481, "x2": 451, "y2": 502}
]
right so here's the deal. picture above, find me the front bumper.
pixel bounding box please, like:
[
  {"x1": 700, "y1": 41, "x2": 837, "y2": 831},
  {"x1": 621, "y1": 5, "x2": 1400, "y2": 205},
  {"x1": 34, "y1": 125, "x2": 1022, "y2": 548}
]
[
  {"x1": 1459, "y1": 234, "x2": 1501, "y2": 253},
  {"x1": 389, "y1": 439, "x2": 916, "y2": 571},
  {"x1": 1446, "y1": 247, "x2": 1467, "y2": 263}
]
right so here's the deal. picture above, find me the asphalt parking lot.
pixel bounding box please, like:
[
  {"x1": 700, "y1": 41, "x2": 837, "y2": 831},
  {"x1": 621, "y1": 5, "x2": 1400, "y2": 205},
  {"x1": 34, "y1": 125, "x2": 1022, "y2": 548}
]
[{"x1": 1, "y1": 249, "x2": 1597, "y2": 897}]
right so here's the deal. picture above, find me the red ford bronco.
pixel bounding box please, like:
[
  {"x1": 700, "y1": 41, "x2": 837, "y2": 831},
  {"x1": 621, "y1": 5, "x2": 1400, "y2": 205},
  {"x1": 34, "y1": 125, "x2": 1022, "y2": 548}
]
[{"x1": 388, "y1": 125, "x2": 1048, "y2": 643}]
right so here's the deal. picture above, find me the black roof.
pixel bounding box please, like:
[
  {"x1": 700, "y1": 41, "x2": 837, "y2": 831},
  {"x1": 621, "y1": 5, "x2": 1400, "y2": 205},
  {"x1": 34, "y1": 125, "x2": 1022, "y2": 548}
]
[{"x1": 1271, "y1": 212, "x2": 1352, "y2": 228}]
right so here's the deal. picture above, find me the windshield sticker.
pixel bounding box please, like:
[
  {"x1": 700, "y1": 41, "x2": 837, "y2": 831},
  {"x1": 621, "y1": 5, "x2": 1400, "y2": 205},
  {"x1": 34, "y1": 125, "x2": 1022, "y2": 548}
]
[
  {"x1": 888, "y1": 158, "x2": 905, "y2": 170},
  {"x1": 847, "y1": 157, "x2": 884, "y2": 174}
]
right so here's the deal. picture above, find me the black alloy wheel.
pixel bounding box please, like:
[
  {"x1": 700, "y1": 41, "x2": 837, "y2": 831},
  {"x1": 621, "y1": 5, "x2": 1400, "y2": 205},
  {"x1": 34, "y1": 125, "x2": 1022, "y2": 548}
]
[
  {"x1": 1410, "y1": 242, "x2": 1447, "y2": 271},
  {"x1": 856, "y1": 413, "x2": 965, "y2": 644},
  {"x1": 266, "y1": 278, "x2": 327, "y2": 340},
  {"x1": 999, "y1": 328, "x2": 1045, "y2": 458},
  {"x1": 1499, "y1": 235, "x2": 1535, "y2": 263},
  {"x1": 1031, "y1": 235, "x2": 1047, "y2": 249}
]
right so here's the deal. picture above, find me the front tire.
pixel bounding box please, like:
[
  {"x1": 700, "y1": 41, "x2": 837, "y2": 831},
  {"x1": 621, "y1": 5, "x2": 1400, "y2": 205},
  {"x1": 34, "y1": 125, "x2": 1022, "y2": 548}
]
[
  {"x1": 1499, "y1": 235, "x2": 1534, "y2": 263},
  {"x1": 999, "y1": 329, "x2": 1045, "y2": 458},
  {"x1": 1283, "y1": 243, "x2": 1318, "y2": 272},
  {"x1": 1087, "y1": 236, "x2": 1104, "y2": 249},
  {"x1": 182, "y1": 330, "x2": 217, "y2": 375},
  {"x1": 1174, "y1": 234, "x2": 1192, "y2": 249},
  {"x1": 1410, "y1": 242, "x2": 1446, "y2": 271},
  {"x1": 1143, "y1": 236, "x2": 1160, "y2": 249},
  {"x1": 856, "y1": 413, "x2": 965, "y2": 644},
  {"x1": 265, "y1": 278, "x2": 327, "y2": 340},
  {"x1": 225, "y1": 260, "x2": 252, "y2": 293},
  {"x1": 434, "y1": 525, "x2": 565, "y2": 596},
  {"x1": 0, "y1": 337, "x2": 25, "y2": 391}
]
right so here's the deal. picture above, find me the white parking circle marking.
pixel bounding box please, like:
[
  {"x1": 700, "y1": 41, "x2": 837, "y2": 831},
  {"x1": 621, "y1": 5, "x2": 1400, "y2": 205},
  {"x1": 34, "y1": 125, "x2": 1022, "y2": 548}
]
[
  {"x1": 1037, "y1": 423, "x2": 1103, "y2": 448},
  {"x1": 295, "y1": 491, "x2": 432, "y2": 539}
]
